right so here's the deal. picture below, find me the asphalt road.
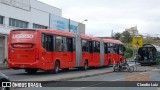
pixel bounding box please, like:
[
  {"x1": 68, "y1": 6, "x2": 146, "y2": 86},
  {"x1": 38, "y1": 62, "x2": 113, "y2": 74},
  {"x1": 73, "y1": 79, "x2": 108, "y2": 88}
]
[
  {"x1": 1, "y1": 66, "x2": 114, "y2": 81},
  {"x1": 0, "y1": 62, "x2": 135, "y2": 81},
  {"x1": 16, "y1": 68, "x2": 160, "y2": 90},
  {"x1": 1, "y1": 62, "x2": 160, "y2": 90}
]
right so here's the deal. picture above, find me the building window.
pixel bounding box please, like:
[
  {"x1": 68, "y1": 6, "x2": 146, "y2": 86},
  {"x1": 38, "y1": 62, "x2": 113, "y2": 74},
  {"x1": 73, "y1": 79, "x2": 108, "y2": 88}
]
[
  {"x1": 0, "y1": 16, "x2": 3, "y2": 24},
  {"x1": 33, "y1": 23, "x2": 47, "y2": 29},
  {"x1": 9, "y1": 18, "x2": 28, "y2": 28}
]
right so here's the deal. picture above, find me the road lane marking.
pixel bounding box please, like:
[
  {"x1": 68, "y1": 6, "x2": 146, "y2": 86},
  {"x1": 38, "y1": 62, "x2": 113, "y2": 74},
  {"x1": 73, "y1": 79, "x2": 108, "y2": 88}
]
[{"x1": 71, "y1": 82, "x2": 107, "y2": 90}]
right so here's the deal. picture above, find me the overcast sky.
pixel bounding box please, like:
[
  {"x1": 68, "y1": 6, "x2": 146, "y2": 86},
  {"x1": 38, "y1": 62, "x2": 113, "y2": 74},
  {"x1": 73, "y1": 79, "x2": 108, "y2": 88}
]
[{"x1": 38, "y1": 0, "x2": 160, "y2": 37}]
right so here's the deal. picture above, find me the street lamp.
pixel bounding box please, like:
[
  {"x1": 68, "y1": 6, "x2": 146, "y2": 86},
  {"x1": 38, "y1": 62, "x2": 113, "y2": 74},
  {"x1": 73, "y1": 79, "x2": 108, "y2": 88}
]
[{"x1": 75, "y1": 19, "x2": 88, "y2": 34}]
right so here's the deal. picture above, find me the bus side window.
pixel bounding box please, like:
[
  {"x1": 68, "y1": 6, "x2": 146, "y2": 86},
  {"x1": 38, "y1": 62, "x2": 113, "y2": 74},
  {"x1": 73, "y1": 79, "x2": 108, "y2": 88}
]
[
  {"x1": 73, "y1": 38, "x2": 75, "y2": 51},
  {"x1": 114, "y1": 44, "x2": 119, "y2": 54},
  {"x1": 41, "y1": 34, "x2": 53, "y2": 52},
  {"x1": 82, "y1": 40, "x2": 89, "y2": 52},
  {"x1": 104, "y1": 43, "x2": 108, "y2": 54},
  {"x1": 55, "y1": 36, "x2": 63, "y2": 52},
  {"x1": 110, "y1": 43, "x2": 115, "y2": 54},
  {"x1": 46, "y1": 35, "x2": 53, "y2": 52},
  {"x1": 42, "y1": 34, "x2": 46, "y2": 49},
  {"x1": 66, "y1": 37, "x2": 73, "y2": 52},
  {"x1": 108, "y1": 43, "x2": 111, "y2": 53},
  {"x1": 89, "y1": 41, "x2": 93, "y2": 53},
  {"x1": 94, "y1": 41, "x2": 100, "y2": 53},
  {"x1": 119, "y1": 45, "x2": 124, "y2": 55},
  {"x1": 62, "y1": 37, "x2": 67, "y2": 52}
]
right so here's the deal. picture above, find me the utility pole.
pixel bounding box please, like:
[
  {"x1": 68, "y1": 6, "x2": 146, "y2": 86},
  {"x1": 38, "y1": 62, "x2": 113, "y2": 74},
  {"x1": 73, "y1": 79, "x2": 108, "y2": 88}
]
[
  {"x1": 68, "y1": 18, "x2": 70, "y2": 32},
  {"x1": 111, "y1": 29, "x2": 113, "y2": 38}
]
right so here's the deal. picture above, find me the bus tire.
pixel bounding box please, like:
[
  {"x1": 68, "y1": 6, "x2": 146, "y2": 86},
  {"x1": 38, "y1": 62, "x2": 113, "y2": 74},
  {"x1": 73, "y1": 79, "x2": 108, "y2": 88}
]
[
  {"x1": 62, "y1": 68, "x2": 69, "y2": 71},
  {"x1": 53, "y1": 61, "x2": 60, "y2": 74},
  {"x1": 25, "y1": 69, "x2": 37, "y2": 74},
  {"x1": 83, "y1": 60, "x2": 88, "y2": 70}
]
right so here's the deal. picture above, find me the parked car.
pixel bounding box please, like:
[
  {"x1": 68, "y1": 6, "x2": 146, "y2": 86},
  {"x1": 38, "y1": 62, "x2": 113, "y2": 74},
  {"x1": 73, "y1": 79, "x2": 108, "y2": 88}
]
[{"x1": 0, "y1": 72, "x2": 10, "y2": 90}]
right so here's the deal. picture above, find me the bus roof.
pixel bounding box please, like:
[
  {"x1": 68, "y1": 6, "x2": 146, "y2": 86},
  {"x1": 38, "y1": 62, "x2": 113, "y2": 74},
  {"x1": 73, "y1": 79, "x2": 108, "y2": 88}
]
[
  {"x1": 11, "y1": 29, "x2": 75, "y2": 37},
  {"x1": 103, "y1": 39, "x2": 123, "y2": 45},
  {"x1": 80, "y1": 34, "x2": 100, "y2": 41}
]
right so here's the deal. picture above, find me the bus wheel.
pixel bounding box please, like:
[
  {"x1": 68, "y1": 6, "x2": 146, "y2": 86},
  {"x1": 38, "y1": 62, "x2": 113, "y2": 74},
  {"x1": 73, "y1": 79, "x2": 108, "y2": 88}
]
[
  {"x1": 62, "y1": 68, "x2": 69, "y2": 71},
  {"x1": 53, "y1": 61, "x2": 60, "y2": 74},
  {"x1": 25, "y1": 69, "x2": 37, "y2": 74},
  {"x1": 83, "y1": 61, "x2": 88, "y2": 70}
]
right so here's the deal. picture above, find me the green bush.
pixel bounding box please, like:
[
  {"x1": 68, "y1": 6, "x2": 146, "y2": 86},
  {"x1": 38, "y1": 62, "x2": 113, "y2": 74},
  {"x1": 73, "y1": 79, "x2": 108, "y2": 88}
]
[{"x1": 124, "y1": 47, "x2": 133, "y2": 59}]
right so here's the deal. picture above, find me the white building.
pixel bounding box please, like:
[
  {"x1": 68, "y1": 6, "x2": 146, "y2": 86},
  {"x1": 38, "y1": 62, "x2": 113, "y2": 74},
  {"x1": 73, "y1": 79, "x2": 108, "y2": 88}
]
[
  {"x1": 0, "y1": 0, "x2": 85, "y2": 63},
  {"x1": 125, "y1": 26, "x2": 139, "y2": 36}
]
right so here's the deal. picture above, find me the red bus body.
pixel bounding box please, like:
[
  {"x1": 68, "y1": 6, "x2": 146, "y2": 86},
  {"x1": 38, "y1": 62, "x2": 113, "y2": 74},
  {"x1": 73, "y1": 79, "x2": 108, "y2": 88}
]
[
  {"x1": 103, "y1": 39, "x2": 124, "y2": 65},
  {"x1": 8, "y1": 29, "x2": 125, "y2": 72}
]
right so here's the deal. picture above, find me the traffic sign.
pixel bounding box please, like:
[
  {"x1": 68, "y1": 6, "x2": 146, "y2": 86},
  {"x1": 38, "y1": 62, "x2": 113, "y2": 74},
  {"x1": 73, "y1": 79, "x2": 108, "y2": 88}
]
[{"x1": 132, "y1": 36, "x2": 143, "y2": 48}]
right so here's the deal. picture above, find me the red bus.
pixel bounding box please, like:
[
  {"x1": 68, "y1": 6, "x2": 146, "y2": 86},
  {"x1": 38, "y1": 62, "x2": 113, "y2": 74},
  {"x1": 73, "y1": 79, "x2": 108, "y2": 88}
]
[{"x1": 8, "y1": 29, "x2": 125, "y2": 74}]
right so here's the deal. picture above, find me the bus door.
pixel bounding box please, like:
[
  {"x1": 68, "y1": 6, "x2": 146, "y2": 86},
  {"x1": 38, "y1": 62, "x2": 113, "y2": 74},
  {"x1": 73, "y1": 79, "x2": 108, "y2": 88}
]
[
  {"x1": 104, "y1": 43, "x2": 109, "y2": 65},
  {"x1": 110, "y1": 43, "x2": 116, "y2": 65},
  {"x1": 89, "y1": 41, "x2": 94, "y2": 66},
  {"x1": 93, "y1": 41, "x2": 101, "y2": 66},
  {"x1": 119, "y1": 45, "x2": 124, "y2": 63},
  {"x1": 41, "y1": 34, "x2": 53, "y2": 63},
  {"x1": 114, "y1": 44, "x2": 119, "y2": 64},
  {"x1": 66, "y1": 37, "x2": 74, "y2": 67},
  {"x1": 55, "y1": 36, "x2": 68, "y2": 68}
]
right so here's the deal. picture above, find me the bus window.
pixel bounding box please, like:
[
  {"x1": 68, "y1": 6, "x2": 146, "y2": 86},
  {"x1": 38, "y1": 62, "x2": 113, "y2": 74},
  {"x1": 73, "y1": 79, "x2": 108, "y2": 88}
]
[
  {"x1": 94, "y1": 41, "x2": 100, "y2": 53},
  {"x1": 41, "y1": 34, "x2": 53, "y2": 52},
  {"x1": 73, "y1": 38, "x2": 75, "y2": 51},
  {"x1": 82, "y1": 40, "x2": 89, "y2": 52},
  {"x1": 66, "y1": 37, "x2": 73, "y2": 52},
  {"x1": 55, "y1": 36, "x2": 67, "y2": 52},
  {"x1": 42, "y1": 34, "x2": 45, "y2": 48},
  {"x1": 119, "y1": 45, "x2": 124, "y2": 55},
  {"x1": 113, "y1": 44, "x2": 119, "y2": 54},
  {"x1": 108, "y1": 43, "x2": 111, "y2": 53},
  {"x1": 110, "y1": 43, "x2": 116, "y2": 54},
  {"x1": 11, "y1": 30, "x2": 36, "y2": 48},
  {"x1": 104, "y1": 43, "x2": 108, "y2": 54},
  {"x1": 89, "y1": 41, "x2": 93, "y2": 53}
]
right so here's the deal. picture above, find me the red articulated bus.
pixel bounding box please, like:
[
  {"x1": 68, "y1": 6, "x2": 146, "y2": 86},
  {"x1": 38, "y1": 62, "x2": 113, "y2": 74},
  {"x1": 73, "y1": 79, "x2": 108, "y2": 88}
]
[{"x1": 8, "y1": 29, "x2": 125, "y2": 74}]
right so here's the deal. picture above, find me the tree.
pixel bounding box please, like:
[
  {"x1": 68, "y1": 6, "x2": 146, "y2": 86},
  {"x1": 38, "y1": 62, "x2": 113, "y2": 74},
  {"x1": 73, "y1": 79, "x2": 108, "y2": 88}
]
[
  {"x1": 121, "y1": 31, "x2": 132, "y2": 43},
  {"x1": 113, "y1": 32, "x2": 121, "y2": 40}
]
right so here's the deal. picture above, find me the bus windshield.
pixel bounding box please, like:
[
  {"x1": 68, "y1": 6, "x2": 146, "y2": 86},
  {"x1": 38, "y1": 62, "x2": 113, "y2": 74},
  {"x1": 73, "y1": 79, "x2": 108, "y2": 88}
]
[{"x1": 11, "y1": 30, "x2": 37, "y2": 44}]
